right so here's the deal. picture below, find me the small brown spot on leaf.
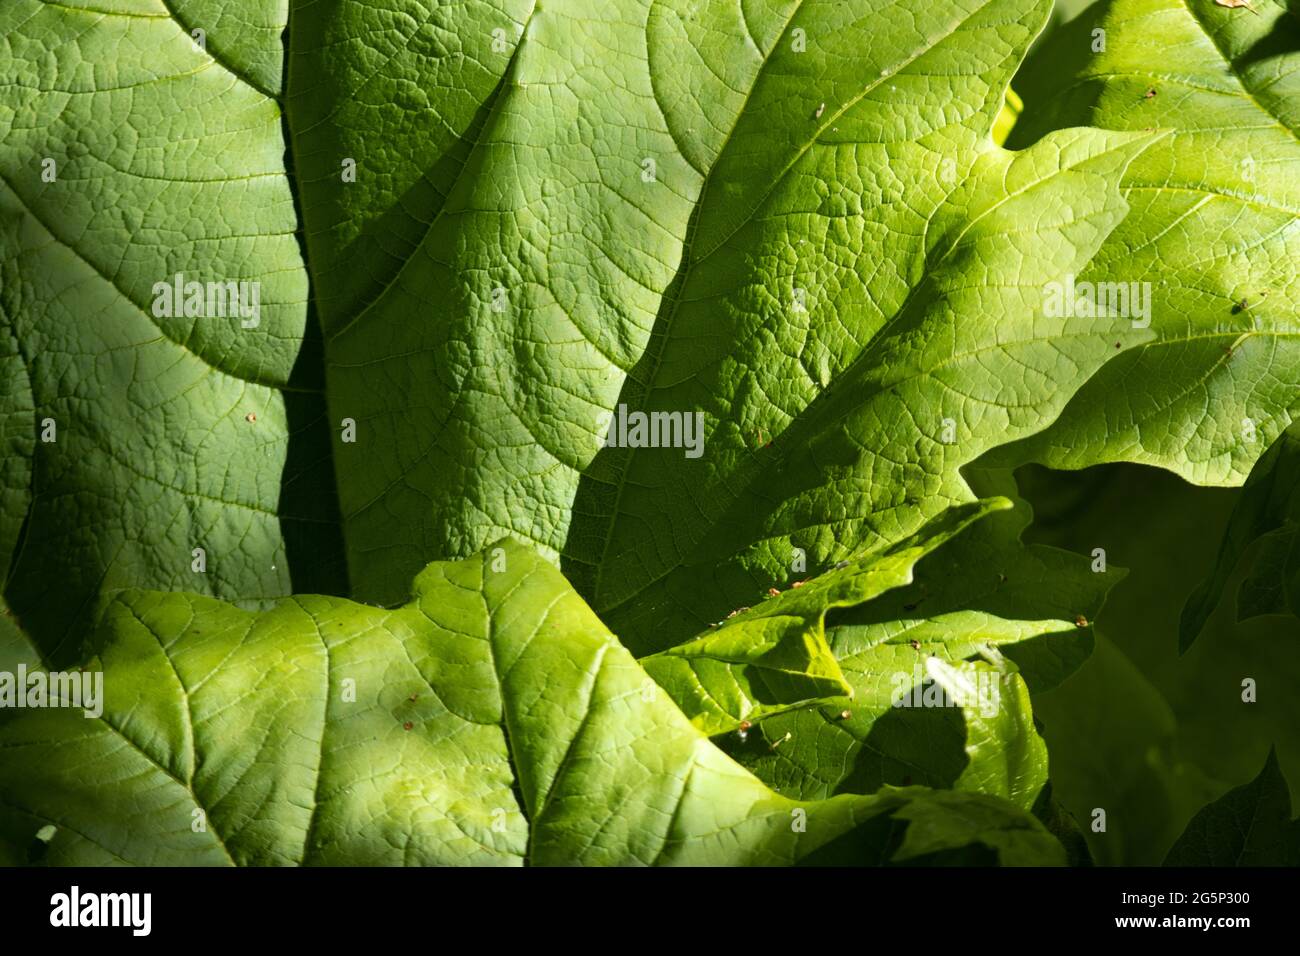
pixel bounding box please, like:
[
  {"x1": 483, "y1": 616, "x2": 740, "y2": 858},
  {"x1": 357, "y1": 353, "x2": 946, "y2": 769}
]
[
  {"x1": 1075, "y1": 614, "x2": 1089, "y2": 628},
  {"x1": 245, "y1": 412, "x2": 256, "y2": 423},
  {"x1": 402, "y1": 721, "x2": 413, "y2": 731}
]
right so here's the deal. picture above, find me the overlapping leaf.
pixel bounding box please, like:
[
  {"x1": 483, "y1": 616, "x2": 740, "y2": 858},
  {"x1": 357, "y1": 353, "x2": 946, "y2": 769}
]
[
  {"x1": 723, "y1": 469, "x2": 1119, "y2": 802},
  {"x1": 997, "y1": 0, "x2": 1300, "y2": 484},
  {"x1": 0, "y1": 540, "x2": 1063, "y2": 866},
  {"x1": 302, "y1": 0, "x2": 1159, "y2": 656},
  {"x1": 642, "y1": 498, "x2": 1004, "y2": 735},
  {"x1": 938, "y1": 655, "x2": 1046, "y2": 810},
  {"x1": 4, "y1": 0, "x2": 1162, "y2": 677},
  {"x1": 0, "y1": 0, "x2": 1250, "y2": 871}
]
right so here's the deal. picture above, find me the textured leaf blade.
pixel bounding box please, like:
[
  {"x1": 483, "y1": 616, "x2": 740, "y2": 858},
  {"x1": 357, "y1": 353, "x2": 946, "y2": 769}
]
[
  {"x1": 0, "y1": 0, "x2": 345, "y2": 664},
  {"x1": 997, "y1": 0, "x2": 1300, "y2": 484},
  {"x1": 891, "y1": 787, "x2": 1061, "y2": 865},
  {"x1": 725, "y1": 470, "x2": 1118, "y2": 801},
  {"x1": 643, "y1": 498, "x2": 1007, "y2": 735},
  {"x1": 934, "y1": 655, "x2": 1047, "y2": 811},
  {"x1": 0, "y1": 540, "x2": 1061, "y2": 866},
  {"x1": 304, "y1": 0, "x2": 1160, "y2": 660}
]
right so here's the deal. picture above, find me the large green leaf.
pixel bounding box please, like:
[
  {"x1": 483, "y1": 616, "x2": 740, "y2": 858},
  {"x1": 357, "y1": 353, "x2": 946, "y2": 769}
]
[
  {"x1": 0, "y1": 0, "x2": 346, "y2": 665},
  {"x1": 997, "y1": 0, "x2": 1300, "y2": 484},
  {"x1": 0, "y1": 0, "x2": 1237, "y2": 871},
  {"x1": 0, "y1": 540, "x2": 1063, "y2": 866},
  {"x1": 301, "y1": 0, "x2": 1159, "y2": 654},
  {"x1": 3, "y1": 0, "x2": 1159, "y2": 674}
]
